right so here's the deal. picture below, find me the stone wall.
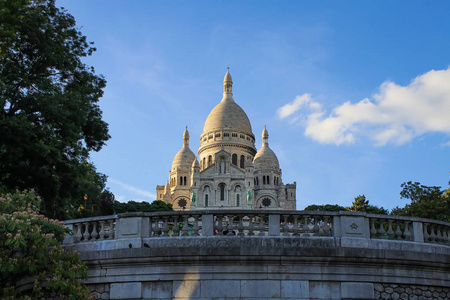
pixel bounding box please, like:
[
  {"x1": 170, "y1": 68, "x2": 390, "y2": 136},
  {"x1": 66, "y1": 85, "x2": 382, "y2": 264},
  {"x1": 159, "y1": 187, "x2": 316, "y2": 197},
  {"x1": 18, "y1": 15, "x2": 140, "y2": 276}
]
[
  {"x1": 59, "y1": 211, "x2": 450, "y2": 299},
  {"x1": 374, "y1": 283, "x2": 450, "y2": 300}
]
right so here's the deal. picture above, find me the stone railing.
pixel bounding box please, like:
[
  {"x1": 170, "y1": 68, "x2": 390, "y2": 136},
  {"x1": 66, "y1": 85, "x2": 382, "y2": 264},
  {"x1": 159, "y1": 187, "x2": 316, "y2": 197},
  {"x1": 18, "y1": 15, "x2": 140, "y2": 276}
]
[{"x1": 63, "y1": 210, "x2": 450, "y2": 246}]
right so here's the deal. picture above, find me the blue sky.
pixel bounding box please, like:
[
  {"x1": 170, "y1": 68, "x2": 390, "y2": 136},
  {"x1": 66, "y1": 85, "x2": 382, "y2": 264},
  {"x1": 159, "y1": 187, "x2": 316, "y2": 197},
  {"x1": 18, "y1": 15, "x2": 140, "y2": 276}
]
[{"x1": 57, "y1": 1, "x2": 450, "y2": 210}]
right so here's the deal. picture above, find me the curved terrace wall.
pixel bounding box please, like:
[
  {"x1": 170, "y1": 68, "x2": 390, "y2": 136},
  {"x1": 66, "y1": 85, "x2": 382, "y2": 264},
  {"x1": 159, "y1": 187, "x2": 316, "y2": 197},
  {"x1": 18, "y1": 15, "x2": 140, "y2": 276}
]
[{"x1": 59, "y1": 210, "x2": 450, "y2": 300}]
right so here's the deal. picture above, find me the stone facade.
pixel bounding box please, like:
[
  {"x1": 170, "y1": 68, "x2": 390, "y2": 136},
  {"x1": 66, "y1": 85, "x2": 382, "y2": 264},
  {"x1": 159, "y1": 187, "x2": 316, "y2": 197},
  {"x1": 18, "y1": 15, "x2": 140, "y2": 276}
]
[{"x1": 157, "y1": 70, "x2": 296, "y2": 211}]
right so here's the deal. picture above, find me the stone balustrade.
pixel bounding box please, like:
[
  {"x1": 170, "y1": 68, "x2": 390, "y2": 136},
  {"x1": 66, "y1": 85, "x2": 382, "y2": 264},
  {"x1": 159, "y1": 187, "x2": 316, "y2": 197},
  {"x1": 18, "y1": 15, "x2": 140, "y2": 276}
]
[
  {"x1": 63, "y1": 210, "x2": 450, "y2": 246},
  {"x1": 60, "y1": 210, "x2": 450, "y2": 300}
]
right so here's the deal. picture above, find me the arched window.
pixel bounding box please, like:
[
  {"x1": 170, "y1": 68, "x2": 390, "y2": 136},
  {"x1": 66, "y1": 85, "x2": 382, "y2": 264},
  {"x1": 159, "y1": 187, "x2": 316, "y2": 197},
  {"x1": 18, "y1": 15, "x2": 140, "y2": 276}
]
[
  {"x1": 240, "y1": 155, "x2": 245, "y2": 168},
  {"x1": 263, "y1": 176, "x2": 266, "y2": 185},
  {"x1": 205, "y1": 194, "x2": 208, "y2": 207},
  {"x1": 208, "y1": 155, "x2": 212, "y2": 167},
  {"x1": 256, "y1": 177, "x2": 259, "y2": 185},
  {"x1": 180, "y1": 176, "x2": 182, "y2": 186},
  {"x1": 232, "y1": 154, "x2": 237, "y2": 166},
  {"x1": 203, "y1": 157, "x2": 206, "y2": 169},
  {"x1": 219, "y1": 183, "x2": 225, "y2": 201},
  {"x1": 184, "y1": 176, "x2": 187, "y2": 186},
  {"x1": 236, "y1": 194, "x2": 240, "y2": 207}
]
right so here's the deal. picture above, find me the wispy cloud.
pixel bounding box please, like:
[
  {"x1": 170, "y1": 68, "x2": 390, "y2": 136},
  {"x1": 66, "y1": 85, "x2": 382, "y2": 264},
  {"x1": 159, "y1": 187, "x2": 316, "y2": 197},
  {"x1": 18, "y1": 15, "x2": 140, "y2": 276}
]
[
  {"x1": 108, "y1": 178, "x2": 156, "y2": 202},
  {"x1": 278, "y1": 68, "x2": 450, "y2": 146}
]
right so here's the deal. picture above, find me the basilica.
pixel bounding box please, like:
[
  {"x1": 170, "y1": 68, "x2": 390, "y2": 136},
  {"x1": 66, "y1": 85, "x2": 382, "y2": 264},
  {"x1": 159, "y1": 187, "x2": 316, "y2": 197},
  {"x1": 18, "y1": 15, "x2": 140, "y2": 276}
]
[{"x1": 156, "y1": 70, "x2": 296, "y2": 211}]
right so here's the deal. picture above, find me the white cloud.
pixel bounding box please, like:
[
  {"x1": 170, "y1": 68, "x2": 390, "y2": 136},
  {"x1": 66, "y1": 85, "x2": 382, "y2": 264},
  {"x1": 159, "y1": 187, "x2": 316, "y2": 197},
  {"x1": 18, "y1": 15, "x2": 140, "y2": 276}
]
[
  {"x1": 108, "y1": 178, "x2": 156, "y2": 202},
  {"x1": 279, "y1": 68, "x2": 450, "y2": 145}
]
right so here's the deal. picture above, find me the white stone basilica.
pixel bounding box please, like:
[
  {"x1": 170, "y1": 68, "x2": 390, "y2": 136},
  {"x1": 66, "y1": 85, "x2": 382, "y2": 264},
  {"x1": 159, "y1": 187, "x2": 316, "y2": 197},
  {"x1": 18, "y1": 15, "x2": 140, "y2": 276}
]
[{"x1": 156, "y1": 70, "x2": 296, "y2": 211}]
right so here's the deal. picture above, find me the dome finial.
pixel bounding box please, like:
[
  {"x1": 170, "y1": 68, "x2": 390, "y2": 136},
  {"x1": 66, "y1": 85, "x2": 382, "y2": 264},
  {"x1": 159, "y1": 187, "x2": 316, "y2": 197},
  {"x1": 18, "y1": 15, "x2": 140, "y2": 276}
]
[
  {"x1": 223, "y1": 68, "x2": 233, "y2": 96},
  {"x1": 262, "y1": 125, "x2": 269, "y2": 146},
  {"x1": 183, "y1": 126, "x2": 190, "y2": 147}
]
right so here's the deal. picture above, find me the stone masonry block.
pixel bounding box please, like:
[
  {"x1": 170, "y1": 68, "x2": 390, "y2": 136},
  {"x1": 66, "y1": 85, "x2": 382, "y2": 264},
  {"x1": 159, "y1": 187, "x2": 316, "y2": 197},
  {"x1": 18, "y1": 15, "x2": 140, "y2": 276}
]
[
  {"x1": 173, "y1": 280, "x2": 201, "y2": 298},
  {"x1": 200, "y1": 280, "x2": 240, "y2": 298},
  {"x1": 110, "y1": 282, "x2": 141, "y2": 299},
  {"x1": 310, "y1": 281, "x2": 341, "y2": 299},
  {"x1": 142, "y1": 281, "x2": 173, "y2": 299},
  {"x1": 241, "y1": 280, "x2": 280, "y2": 298},
  {"x1": 281, "y1": 280, "x2": 309, "y2": 298},
  {"x1": 341, "y1": 282, "x2": 374, "y2": 299}
]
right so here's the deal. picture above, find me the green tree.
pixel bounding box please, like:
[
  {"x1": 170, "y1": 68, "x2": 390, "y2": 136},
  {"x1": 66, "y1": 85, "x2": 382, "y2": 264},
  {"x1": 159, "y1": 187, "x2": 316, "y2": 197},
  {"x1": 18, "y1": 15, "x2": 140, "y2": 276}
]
[
  {"x1": 348, "y1": 195, "x2": 388, "y2": 214},
  {"x1": 0, "y1": 0, "x2": 110, "y2": 219},
  {"x1": 391, "y1": 181, "x2": 450, "y2": 222},
  {"x1": 112, "y1": 200, "x2": 173, "y2": 213},
  {"x1": 0, "y1": 190, "x2": 91, "y2": 299},
  {"x1": 304, "y1": 204, "x2": 347, "y2": 212}
]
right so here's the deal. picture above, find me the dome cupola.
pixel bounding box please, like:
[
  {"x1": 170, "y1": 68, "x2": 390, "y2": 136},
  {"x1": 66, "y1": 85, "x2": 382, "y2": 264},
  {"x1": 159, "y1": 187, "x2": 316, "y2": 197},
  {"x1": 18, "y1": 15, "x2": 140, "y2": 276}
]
[
  {"x1": 199, "y1": 69, "x2": 256, "y2": 160},
  {"x1": 253, "y1": 125, "x2": 279, "y2": 170},
  {"x1": 171, "y1": 126, "x2": 196, "y2": 171}
]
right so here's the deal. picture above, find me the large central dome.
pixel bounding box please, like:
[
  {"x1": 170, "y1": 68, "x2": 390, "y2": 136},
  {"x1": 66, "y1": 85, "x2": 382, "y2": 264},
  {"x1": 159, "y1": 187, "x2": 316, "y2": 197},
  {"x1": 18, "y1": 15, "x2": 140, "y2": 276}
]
[
  {"x1": 198, "y1": 69, "x2": 256, "y2": 165},
  {"x1": 203, "y1": 99, "x2": 253, "y2": 134},
  {"x1": 202, "y1": 70, "x2": 252, "y2": 134}
]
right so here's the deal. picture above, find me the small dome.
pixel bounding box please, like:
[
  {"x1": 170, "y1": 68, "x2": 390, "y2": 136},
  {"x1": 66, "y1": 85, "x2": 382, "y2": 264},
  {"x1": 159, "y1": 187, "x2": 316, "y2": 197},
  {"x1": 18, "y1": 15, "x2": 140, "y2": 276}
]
[
  {"x1": 253, "y1": 126, "x2": 279, "y2": 170},
  {"x1": 192, "y1": 158, "x2": 199, "y2": 168},
  {"x1": 253, "y1": 146, "x2": 279, "y2": 170},
  {"x1": 171, "y1": 128, "x2": 196, "y2": 170},
  {"x1": 171, "y1": 147, "x2": 196, "y2": 171}
]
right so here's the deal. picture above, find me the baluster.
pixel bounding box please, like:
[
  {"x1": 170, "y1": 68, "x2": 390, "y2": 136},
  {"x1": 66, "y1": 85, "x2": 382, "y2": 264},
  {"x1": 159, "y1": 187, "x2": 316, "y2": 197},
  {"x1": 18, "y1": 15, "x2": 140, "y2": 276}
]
[
  {"x1": 312, "y1": 216, "x2": 320, "y2": 236},
  {"x1": 423, "y1": 223, "x2": 430, "y2": 242},
  {"x1": 370, "y1": 219, "x2": 377, "y2": 238},
  {"x1": 378, "y1": 219, "x2": 387, "y2": 239},
  {"x1": 216, "y1": 215, "x2": 223, "y2": 235},
  {"x1": 237, "y1": 214, "x2": 245, "y2": 236},
  {"x1": 161, "y1": 216, "x2": 170, "y2": 237},
  {"x1": 192, "y1": 215, "x2": 200, "y2": 236},
  {"x1": 226, "y1": 215, "x2": 235, "y2": 236},
  {"x1": 282, "y1": 215, "x2": 290, "y2": 236},
  {"x1": 91, "y1": 222, "x2": 98, "y2": 240},
  {"x1": 98, "y1": 221, "x2": 106, "y2": 239},
  {"x1": 322, "y1": 216, "x2": 331, "y2": 236},
  {"x1": 258, "y1": 214, "x2": 266, "y2": 236},
  {"x1": 403, "y1": 221, "x2": 411, "y2": 241},
  {"x1": 429, "y1": 224, "x2": 436, "y2": 242},
  {"x1": 247, "y1": 214, "x2": 255, "y2": 236},
  {"x1": 386, "y1": 220, "x2": 395, "y2": 239},
  {"x1": 444, "y1": 227, "x2": 450, "y2": 244},
  {"x1": 302, "y1": 215, "x2": 310, "y2": 237},
  {"x1": 172, "y1": 216, "x2": 180, "y2": 237},
  {"x1": 108, "y1": 219, "x2": 115, "y2": 239},
  {"x1": 292, "y1": 216, "x2": 300, "y2": 236},
  {"x1": 82, "y1": 222, "x2": 90, "y2": 241},
  {"x1": 435, "y1": 226, "x2": 443, "y2": 243},
  {"x1": 151, "y1": 217, "x2": 160, "y2": 237},
  {"x1": 181, "y1": 215, "x2": 190, "y2": 236},
  {"x1": 74, "y1": 223, "x2": 82, "y2": 242},
  {"x1": 394, "y1": 221, "x2": 402, "y2": 240}
]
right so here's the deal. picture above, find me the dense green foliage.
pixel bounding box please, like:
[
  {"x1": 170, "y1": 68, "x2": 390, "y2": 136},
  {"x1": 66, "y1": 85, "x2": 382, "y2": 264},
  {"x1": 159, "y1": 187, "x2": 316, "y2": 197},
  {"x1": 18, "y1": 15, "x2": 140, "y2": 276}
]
[
  {"x1": 0, "y1": 190, "x2": 91, "y2": 299},
  {"x1": 348, "y1": 195, "x2": 388, "y2": 214},
  {"x1": 112, "y1": 200, "x2": 173, "y2": 213},
  {"x1": 391, "y1": 181, "x2": 450, "y2": 222},
  {"x1": 0, "y1": 0, "x2": 110, "y2": 219},
  {"x1": 304, "y1": 204, "x2": 347, "y2": 212}
]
